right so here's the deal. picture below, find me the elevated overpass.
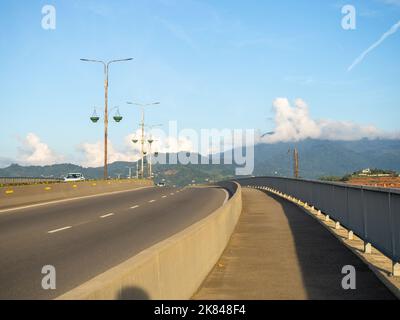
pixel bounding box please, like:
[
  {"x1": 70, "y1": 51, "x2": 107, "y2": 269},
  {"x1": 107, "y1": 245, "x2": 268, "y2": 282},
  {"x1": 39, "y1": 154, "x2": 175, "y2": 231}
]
[{"x1": 0, "y1": 177, "x2": 398, "y2": 300}]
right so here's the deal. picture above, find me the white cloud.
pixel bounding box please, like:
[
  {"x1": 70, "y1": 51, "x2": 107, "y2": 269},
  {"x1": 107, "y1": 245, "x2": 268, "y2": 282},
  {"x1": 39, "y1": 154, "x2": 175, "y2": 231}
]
[
  {"x1": 17, "y1": 133, "x2": 63, "y2": 166},
  {"x1": 263, "y1": 98, "x2": 321, "y2": 143},
  {"x1": 77, "y1": 140, "x2": 133, "y2": 168},
  {"x1": 78, "y1": 128, "x2": 196, "y2": 168},
  {"x1": 261, "y1": 98, "x2": 398, "y2": 143}
]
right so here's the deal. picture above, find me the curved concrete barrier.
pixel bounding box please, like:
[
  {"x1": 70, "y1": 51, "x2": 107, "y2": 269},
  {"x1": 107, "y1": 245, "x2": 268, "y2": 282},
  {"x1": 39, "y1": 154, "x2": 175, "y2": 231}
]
[
  {"x1": 0, "y1": 179, "x2": 153, "y2": 210},
  {"x1": 57, "y1": 182, "x2": 242, "y2": 300}
]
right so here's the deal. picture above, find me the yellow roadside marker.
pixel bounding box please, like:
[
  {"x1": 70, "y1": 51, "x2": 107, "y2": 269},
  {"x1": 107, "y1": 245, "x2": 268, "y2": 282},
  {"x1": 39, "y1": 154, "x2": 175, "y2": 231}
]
[
  {"x1": 72, "y1": 185, "x2": 77, "y2": 188},
  {"x1": 5, "y1": 190, "x2": 14, "y2": 195},
  {"x1": 92, "y1": 183, "x2": 97, "y2": 186},
  {"x1": 44, "y1": 187, "x2": 51, "y2": 191}
]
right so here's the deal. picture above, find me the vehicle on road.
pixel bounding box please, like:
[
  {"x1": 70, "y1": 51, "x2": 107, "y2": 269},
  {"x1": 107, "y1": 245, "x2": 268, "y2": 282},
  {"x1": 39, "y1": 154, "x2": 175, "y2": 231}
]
[
  {"x1": 156, "y1": 182, "x2": 166, "y2": 187},
  {"x1": 64, "y1": 173, "x2": 85, "y2": 182}
]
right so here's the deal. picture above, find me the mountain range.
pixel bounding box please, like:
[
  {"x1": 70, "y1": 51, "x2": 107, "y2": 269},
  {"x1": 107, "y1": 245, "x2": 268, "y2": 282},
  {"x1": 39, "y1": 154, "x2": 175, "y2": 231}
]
[{"x1": 1, "y1": 139, "x2": 399, "y2": 186}]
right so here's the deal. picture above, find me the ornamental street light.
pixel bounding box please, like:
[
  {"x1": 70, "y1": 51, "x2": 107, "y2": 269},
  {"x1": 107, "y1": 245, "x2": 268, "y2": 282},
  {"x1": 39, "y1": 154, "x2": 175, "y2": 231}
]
[
  {"x1": 81, "y1": 58, "x2": 133, "y2": 179},
  {"x1": 90, "y1": 106, "x2": 122, "y2": 123},
  {"x1": 127, "y1": 101, "x2": 160, "y2": 179},
  {"x1": 146, "y1": 124, "x2": 162, "y2": 179}
]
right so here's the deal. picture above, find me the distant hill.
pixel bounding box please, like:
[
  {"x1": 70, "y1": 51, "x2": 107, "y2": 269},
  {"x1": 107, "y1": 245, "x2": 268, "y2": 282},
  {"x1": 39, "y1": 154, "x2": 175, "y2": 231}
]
[
  {"x1": 1, "y1": 139, "x2": 399, "y2": 186},
  {"x1": 0, "y1": 153, "x2": 236, "y2": 187},
  {"x1": 251, "y1": 139, "x2": 400, "y2": 179}
]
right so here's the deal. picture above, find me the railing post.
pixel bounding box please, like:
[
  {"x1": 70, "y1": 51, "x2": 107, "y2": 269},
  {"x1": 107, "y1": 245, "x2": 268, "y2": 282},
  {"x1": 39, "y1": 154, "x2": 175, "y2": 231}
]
[
  {"x1": 348, "y1": 230, "x2": 354, "y2": 240},
  {"x1": 364, "y1": 242, "x2": 372, "y2": 254},
  {"x1": 393, "y1": 262, "x2": 400, "y2": 277},
  {"x1": 361, "y1": 187, "x2": 371, "y2": 254},
  {"x1": 388, "y1": 192, "x2": 397, "y2": 274}
]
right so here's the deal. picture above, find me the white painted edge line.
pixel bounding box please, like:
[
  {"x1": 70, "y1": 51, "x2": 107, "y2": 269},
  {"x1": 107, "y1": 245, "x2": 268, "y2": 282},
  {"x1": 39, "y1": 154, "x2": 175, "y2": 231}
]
[
  {"x1": 130, "y1": 205, "x2": 140, "y2": 209},
  {"x1": 0, "y1": 186, "x2": 153, "y2": 214},
  {"x1": 100, "y1": 213, "x2": 115, "y2": 219},
  {"x1": 48, "y1": 226, "x2": 72, "y2": 234}
]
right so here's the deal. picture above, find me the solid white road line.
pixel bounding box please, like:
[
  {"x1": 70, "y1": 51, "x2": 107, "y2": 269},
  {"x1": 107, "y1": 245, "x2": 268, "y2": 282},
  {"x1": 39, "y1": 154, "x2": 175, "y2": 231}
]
[
  {"x1": 130, "y1": 205, "x2": 140, "y2": 209},
  {"x1": 48, "y1": 226, "x2": 72, "y2": 234},
  {"x1": 100, "y1": 213, "x2": 115, "y2": 219},
  {"x1": 0, "y1": 186, "x2": 153, "y2": 214}
]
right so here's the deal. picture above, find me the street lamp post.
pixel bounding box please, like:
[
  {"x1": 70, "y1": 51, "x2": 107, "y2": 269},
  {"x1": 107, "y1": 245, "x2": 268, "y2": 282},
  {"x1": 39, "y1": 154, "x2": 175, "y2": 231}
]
[
  {"x1": 127, "y1": 101, "x2": 160, "y2": 179},
  {"x1": 81, "y1": 58, "x2": 133, "y2": 179},
  {"x1": 148, "y1": 138, "x2": 154, "y2": 178},
  {"x1": 126, "y1": 166, "x2": 135, "y2": 179},
  {"x1": 146, "y1": 124, "x2": 162, "y2": 178}
]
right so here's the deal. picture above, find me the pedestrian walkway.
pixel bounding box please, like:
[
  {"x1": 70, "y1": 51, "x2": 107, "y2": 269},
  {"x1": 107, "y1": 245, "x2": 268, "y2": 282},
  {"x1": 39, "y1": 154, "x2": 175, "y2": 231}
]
[{"x1": 193, "y1": 188, "x2": 395, "y2": 300}]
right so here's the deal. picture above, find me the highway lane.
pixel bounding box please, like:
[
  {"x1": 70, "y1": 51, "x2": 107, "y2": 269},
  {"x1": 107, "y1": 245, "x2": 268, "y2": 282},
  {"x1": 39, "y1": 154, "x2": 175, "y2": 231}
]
[{"x1": 0, "y1": 186, "x2": 228, "y2": 299}]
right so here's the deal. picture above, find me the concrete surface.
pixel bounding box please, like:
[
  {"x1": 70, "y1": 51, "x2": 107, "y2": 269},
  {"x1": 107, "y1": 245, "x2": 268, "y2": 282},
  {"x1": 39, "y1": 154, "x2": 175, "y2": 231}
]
[
  {"x1": 193, "y1": 188, "x2": 396, "y2": 300},
  {"x1": 58, "y1": 184, "x2": 242, "y2": 300},
  {"x1": 0, "y1": 186, "x2": 227, "y2": 299}
]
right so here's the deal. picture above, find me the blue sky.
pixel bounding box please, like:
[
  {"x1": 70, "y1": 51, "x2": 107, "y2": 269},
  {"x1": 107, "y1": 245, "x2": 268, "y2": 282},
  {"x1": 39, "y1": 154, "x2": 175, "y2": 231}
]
[{"x1": 0, "y1": 0, "x2": 399, "y2": 166}]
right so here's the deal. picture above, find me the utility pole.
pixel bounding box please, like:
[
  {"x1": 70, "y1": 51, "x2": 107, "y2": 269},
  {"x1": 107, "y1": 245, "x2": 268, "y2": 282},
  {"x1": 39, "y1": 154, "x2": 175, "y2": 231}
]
[
  {"x1": 288, "y1": 147, "x2": 299, "y2": 178},
  {"x1": 294, "y1": 148, "x2": 299, "y2": 178},
  {"x1": 81, "y1": 58, "x2": 133, "y2": 179}
]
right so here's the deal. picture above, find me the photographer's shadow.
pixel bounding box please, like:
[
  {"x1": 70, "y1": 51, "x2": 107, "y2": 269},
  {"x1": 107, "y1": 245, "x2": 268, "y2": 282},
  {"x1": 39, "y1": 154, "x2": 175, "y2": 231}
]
[{"x1": 117, "y1": 286, "x2": 150, "y2": 300}]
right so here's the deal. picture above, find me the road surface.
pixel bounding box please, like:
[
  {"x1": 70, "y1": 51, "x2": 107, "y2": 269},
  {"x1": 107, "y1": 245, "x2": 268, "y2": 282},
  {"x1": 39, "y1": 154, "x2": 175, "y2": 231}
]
[{"x1": 0, "y1": 186, "x2": 227, "y2": 299}]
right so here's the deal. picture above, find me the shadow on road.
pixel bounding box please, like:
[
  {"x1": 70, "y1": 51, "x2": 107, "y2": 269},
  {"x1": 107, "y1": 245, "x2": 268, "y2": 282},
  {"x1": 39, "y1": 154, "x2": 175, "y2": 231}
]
[
  {"x1": 117, "y1": 286, "x2": 150, "y2": 300},
  {"x1": 263, "y1": 191, "x2": 395, "y2": 300}
]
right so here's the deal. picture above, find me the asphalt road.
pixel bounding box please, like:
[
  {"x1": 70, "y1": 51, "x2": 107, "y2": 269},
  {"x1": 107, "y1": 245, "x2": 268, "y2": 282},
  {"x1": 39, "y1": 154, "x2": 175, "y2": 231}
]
[{"x1": 0, "y1": 186, "x2": 227, "y2": 299}]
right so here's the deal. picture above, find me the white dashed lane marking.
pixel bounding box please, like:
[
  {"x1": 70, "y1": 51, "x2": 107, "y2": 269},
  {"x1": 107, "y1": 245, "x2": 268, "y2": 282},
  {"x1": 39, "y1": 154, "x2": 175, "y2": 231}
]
[
  {"x1": 130, "y1": 205, "x2": 140, "y2": 209},
  {"x1": 149, "y1": 200, "x2": 156, "y2": 203},
  {"x1": 48, "y1": 226, "x2": 72, "y2": 234},
  {"x1": 100, "y1": 213, "x2": 115, "y2": 219}
]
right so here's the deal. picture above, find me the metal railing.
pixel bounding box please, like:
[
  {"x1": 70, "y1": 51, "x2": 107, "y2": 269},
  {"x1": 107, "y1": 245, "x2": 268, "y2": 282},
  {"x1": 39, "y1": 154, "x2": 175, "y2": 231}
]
[{"x1": 237, "y1": 177, "x2": 400, "y2": 267}]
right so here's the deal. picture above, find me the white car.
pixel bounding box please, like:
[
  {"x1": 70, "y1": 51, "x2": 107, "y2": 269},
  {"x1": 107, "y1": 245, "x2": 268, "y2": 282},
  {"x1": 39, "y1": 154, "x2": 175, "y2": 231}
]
[{"x1": 64, "y1": 173, "x2": 85, "y2": 182}]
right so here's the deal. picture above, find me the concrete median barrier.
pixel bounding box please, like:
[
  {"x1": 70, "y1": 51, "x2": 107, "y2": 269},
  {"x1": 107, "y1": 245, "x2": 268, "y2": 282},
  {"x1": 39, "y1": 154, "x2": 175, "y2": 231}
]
[
  {"x1": 57, "y1": 182, "x2": 242, "y2": 300},
  {"x1": 0, "y1": 179, "x2": 153, "y2": 210}
]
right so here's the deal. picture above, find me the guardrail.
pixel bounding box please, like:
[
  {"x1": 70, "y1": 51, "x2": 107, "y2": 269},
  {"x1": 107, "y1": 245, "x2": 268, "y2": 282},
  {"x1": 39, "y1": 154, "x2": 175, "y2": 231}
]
[{"x1": 237, "y1": 177, "x2": 400, "y2": 276}]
